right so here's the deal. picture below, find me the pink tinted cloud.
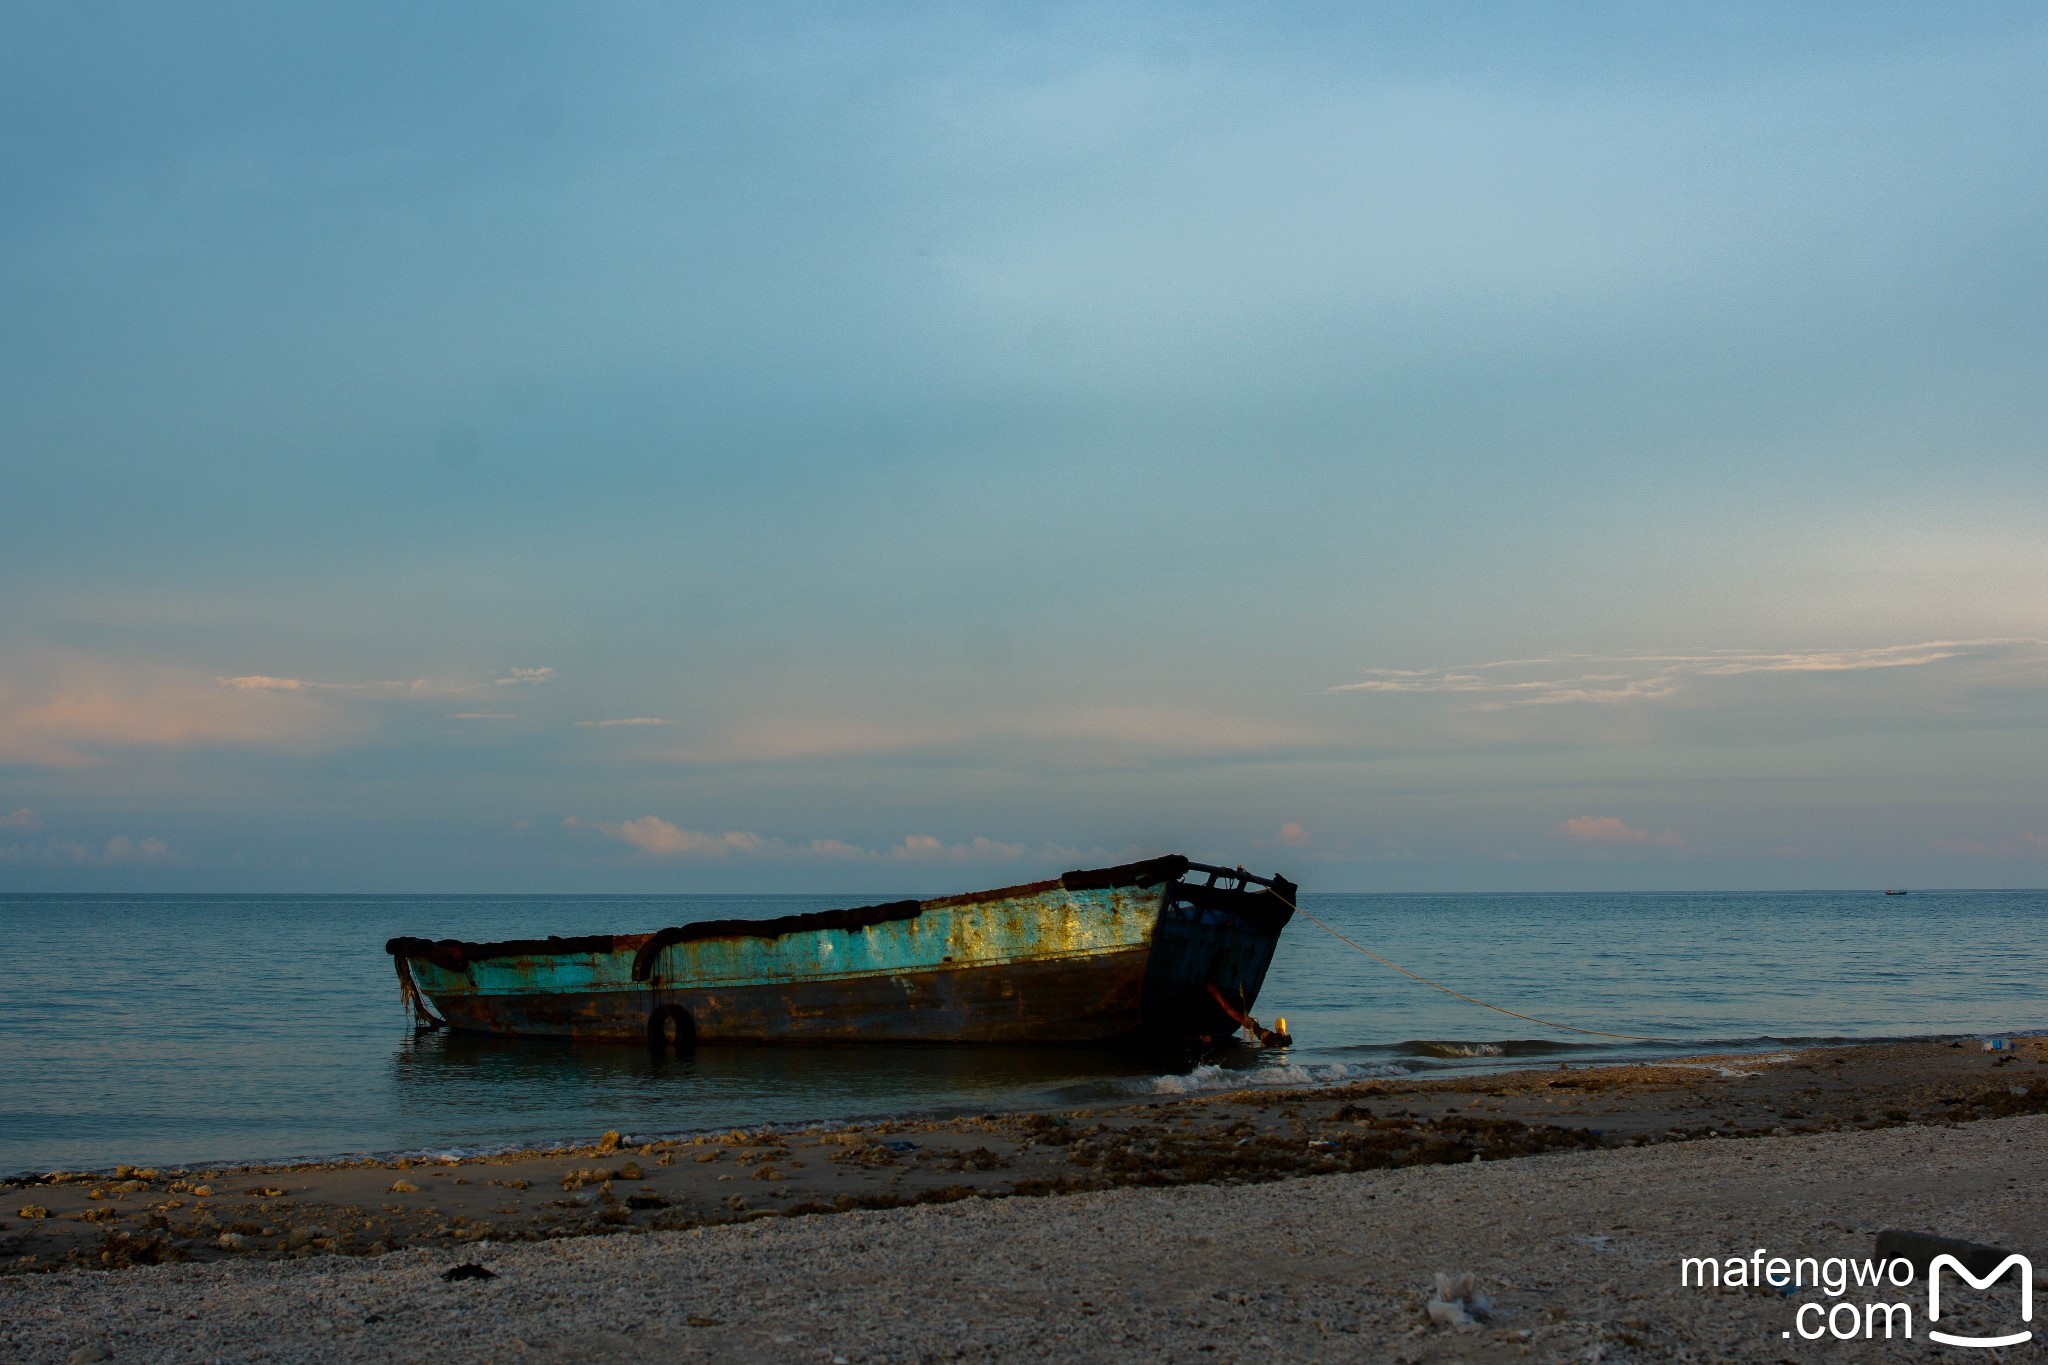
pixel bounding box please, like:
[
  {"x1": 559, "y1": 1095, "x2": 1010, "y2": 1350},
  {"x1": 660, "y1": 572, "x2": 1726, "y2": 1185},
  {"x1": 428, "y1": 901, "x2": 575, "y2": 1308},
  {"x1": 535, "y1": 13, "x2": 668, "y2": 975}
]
[
  {"x1": 100, "y1": 835, "x2": 175, "y2": 864},
  {"x1": 0, "y1": 834, "x2": 179, "y2": 866},
  {"x1": 614, "y1": 817, "x2": 766, "y2": 859},
  {"x1": 218, "y1": 675, "x2": 429, "y2": 694},
  {"x1": 665, "y1": 705, "x2": 1305, "y2": 769},
  {"x1": 801, "y1": 838, "x2": 870, "y2": 860},
  {"x1": 218, "y1": 675, "x2": 307, "y2": 692},
  {"x1": 890, "y1": 835, "x2": 1028, "y2": 863},
  {"x1": 1333, "y1": 639, "x2": 2048, "y2": 709},
  {"x1": 563, "y1": 821, "x2": 1039, "y2": 865},
  {"x1": 1558, "y1": 816, "x2": 1686, "y2": 849},
  {"x1": 1, "y1": 654, "x2": 357, "y2": 767},
  {"x1": 0, "y1": 808, "x2": 43, "y2": 831},
  {"x1": 567, "y1": 814, "x2": 769, "y2": 860}
]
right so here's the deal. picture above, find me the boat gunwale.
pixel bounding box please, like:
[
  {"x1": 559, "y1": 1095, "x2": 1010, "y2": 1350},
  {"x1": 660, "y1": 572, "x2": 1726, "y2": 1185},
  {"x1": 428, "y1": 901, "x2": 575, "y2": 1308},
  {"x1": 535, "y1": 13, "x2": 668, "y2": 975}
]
[
  {"x1": 384, "y1": 854, "x2": 1196, "y2": 975},
  {"x1": 438, "y1": 937, "x2": 1154, "y2": 996}
]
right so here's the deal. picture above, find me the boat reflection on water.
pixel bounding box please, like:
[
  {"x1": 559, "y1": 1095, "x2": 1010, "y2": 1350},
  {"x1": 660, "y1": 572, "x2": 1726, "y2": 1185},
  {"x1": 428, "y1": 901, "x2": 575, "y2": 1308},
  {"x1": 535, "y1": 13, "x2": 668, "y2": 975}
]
[{"x1": 387, "y1": 1028, "x2": 1223, "y2": 1148}]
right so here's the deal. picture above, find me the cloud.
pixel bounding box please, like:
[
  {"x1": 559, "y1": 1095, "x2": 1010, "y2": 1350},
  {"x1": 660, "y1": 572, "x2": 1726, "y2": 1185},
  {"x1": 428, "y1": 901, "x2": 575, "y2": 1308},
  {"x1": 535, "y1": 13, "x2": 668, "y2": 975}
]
[
  {"x1": 570, "y1": 814, "x2": 769, "y2": 860},
  {"x1": 0, "y1": 834, "x2": 180, "y2": 865},
  {"x1": 219, "y1": 675, "x2": 307, "y2": 692},
  {"x1": 1261, "y1": 821, "x2": 1310, "y2": 848},
  {"x1": 0, "y1": 807, "x2": 43, "y2": 831},
  {"x1": 660, "y1": 718, "x2": 950, "y2": 764},
  {"x1": 564, "y1": 818, "x2": 1040, "y2": 866},
  {"x1": 218, "y1": 675, "x2": 427, "y2": 694},
  {"x1": 1558, "y1": 816, "x2": 1686, "y2": 848},
  {"x1": 0, "y1": 655, "x2": 582, "y2": 766},
  {"x1": 575, "y1": 717, "x2": 673, "y2": 728},
  {"x1": 1, "y1": 653, "x2": 358, "y2": 767},
  {"x1": 890, "y1": 834, "x2": 1029, "y2": 863},
  {"x1": 800, "y1": 838, "x2": 871, "y2": 860},
  {"x1": 662, "y1": 705, "x2": 1307, "y2": 769},
  {"x1": 1331, "y1": 639, "x2": 2047, "y2": 710},
  {"x1": 1560, "y1": 815, "x2": 1650, "y2": 844},
  {"x1": 219, "y1": 667, "x2": 557, "y2": 704},
  {"x1": 101, "y1": 835, "x2": 176, "y2": 864},
  {"x1": 1937, "y1": 832, "x2": 2048, "y2": 857}
]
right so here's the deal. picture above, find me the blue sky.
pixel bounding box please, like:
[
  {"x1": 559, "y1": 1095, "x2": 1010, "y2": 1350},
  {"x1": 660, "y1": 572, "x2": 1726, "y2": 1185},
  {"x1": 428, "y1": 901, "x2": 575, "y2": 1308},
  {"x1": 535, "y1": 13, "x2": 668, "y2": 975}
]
[{"x1": 2, "y1": 3, "x2": 2044, "y2": 892}]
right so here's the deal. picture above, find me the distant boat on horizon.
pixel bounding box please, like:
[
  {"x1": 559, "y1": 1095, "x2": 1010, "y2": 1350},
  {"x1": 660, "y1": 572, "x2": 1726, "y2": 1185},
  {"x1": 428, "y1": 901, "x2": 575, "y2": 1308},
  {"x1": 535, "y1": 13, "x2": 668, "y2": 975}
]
[{"x1": 1883, "y1": 888, "x2": 1909, "y2": 896}]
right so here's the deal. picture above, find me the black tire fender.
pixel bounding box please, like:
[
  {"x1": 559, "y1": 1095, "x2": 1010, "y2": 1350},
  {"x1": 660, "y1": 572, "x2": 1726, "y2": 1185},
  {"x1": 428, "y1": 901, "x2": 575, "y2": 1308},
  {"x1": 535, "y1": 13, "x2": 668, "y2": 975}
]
[{"x1": 647, "y1": 1004, "x2": 695, "y2": 1052}]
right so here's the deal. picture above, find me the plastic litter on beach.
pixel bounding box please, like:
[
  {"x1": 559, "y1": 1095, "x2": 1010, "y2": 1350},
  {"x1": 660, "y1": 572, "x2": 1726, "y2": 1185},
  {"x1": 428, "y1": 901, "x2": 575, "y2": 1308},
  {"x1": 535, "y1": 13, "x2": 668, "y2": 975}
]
[
  {"x1": 1983, "y1": 1038, "x2": 2012, "y2": 1051},
  {"x1": 1427, "y1": 1271, "x2": 1492, "y2": 1328}
]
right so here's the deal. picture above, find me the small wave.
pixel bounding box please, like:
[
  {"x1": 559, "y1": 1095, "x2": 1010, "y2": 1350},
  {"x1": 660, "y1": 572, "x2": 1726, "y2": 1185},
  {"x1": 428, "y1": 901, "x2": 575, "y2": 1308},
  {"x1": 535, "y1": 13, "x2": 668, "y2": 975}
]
[
  {"x1": 1124, "y1": 1060, "x2": 1403, "y2": 1097},
  {"x1": 1415, "y1": 1042, "x2": 1505, "y2": 1058},
  {"x1": 1330, "y1": 1037, "x2": 1619, "y2": 1059},
  {"x1": 1664, "y1": 1052, "x2": 1799, "y2": 1079}
]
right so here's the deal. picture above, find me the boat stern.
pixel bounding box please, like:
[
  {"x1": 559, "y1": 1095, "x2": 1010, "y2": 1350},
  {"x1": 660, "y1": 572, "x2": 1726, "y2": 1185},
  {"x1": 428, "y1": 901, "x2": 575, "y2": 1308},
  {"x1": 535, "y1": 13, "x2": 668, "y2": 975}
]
[{"x1": 1138, "y1": 862, "x2": 1296, "y2": 1044}]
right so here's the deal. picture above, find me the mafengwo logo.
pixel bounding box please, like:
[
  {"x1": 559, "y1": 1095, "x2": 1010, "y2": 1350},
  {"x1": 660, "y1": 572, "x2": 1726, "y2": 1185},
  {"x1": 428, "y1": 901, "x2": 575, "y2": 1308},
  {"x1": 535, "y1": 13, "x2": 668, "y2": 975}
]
[
  {"x1": 1928, "y1": 1253, "x2": 2033, "y2": 1349},
  {"x1": 1681, "y1": 1246, "x2": 2032, "y2": 1344}
]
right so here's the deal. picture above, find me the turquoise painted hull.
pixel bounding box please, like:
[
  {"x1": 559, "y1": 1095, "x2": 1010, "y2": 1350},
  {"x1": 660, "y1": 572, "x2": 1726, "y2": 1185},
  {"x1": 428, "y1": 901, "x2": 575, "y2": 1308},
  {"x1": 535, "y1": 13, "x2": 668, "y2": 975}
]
[{"x1": 387, "y1": 856, "x2": 1294, "y2": 1046}]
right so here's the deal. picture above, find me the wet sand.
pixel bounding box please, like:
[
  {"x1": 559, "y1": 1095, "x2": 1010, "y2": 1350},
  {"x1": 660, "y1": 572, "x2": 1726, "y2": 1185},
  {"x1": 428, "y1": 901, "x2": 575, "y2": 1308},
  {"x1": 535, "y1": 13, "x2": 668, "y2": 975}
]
[{"x1": 5, "y1": 1037, "x2": 2043, "y2": 1277}]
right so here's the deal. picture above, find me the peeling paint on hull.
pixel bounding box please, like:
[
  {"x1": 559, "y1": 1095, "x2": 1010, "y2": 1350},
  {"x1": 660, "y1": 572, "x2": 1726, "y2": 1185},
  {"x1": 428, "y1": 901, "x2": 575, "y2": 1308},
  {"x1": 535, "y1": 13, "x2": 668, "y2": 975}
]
[{"x1": 387, "y1": 855, "x2": 1294, "y2": 1046}]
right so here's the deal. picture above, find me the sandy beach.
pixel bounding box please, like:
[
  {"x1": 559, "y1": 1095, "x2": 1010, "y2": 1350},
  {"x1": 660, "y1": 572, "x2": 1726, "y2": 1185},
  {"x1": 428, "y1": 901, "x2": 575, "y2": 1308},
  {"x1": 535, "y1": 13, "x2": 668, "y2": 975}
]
[
  {"x1": 5, "y1": 1038, "x2": 2046, "y2": 1359},
  {"x1": 6, "y1": 1038, "x2": 2042, "y2": 1272},
  {"x1": 2, "y1": 1110, "x2": 2042, "y2": 1362}
]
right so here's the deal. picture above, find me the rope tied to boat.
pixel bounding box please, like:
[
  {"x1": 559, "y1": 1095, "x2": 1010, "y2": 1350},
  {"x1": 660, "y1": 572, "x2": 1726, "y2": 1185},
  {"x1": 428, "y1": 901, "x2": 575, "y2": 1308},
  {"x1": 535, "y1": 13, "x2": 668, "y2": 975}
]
[{"x1": 1269, "y1": 891, "x2": 1667, "y2": 1043}]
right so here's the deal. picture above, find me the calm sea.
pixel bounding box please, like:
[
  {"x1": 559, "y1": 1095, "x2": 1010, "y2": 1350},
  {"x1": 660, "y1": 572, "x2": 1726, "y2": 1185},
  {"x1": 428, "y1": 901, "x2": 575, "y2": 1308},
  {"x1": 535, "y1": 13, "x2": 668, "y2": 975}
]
[{"x1": 3, "y1": 890, "x2": 2042, "y2": 1174}]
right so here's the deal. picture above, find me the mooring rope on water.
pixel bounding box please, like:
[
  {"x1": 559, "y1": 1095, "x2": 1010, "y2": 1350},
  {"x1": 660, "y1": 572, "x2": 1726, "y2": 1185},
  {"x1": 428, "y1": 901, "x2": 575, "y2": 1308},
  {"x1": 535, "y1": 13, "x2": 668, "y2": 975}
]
[{"x1": 1270, "y1": 891, "x2": 1667, "y2": 1043}]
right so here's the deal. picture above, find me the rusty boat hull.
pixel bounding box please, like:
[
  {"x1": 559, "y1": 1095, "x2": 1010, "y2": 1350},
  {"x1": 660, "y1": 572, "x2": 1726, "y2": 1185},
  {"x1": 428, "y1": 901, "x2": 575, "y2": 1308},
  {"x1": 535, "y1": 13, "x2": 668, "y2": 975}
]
[{"x1": 385, "y1": 855, "x2": 1294, "y2": 1047}]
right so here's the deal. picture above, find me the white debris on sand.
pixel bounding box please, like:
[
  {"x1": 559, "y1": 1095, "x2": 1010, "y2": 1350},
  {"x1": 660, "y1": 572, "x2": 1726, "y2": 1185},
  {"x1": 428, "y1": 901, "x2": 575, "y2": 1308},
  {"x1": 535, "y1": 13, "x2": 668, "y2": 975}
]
[
  {"x1": 1425, "y1": 1270, "x2": 1491, "y2": 1327},
  {"x1": 4, "y1": 1116, "x2": 2043, "y2": 1362}
]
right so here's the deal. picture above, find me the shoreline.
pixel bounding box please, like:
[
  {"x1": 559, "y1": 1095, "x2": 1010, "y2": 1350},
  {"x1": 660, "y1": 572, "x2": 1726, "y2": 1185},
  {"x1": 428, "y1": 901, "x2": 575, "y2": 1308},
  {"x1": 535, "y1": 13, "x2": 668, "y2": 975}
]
[
  {"x1": 3, "y1": 1030, "x2": 2011, "y2": 1182},
  {"x1": 3, "y1": 1112, "x2": 2042, "y2": 1361},
  {"x1": 7, "y1": 1036, "x2": 2045, "y2": 1277}
]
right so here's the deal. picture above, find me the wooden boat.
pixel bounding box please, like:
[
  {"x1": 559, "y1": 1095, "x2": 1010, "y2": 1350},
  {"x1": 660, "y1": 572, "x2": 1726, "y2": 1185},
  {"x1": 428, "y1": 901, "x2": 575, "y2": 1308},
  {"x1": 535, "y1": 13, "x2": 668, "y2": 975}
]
[{"x1": 386, "y1": 855, "x2": 1295, "y2": 1047}]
